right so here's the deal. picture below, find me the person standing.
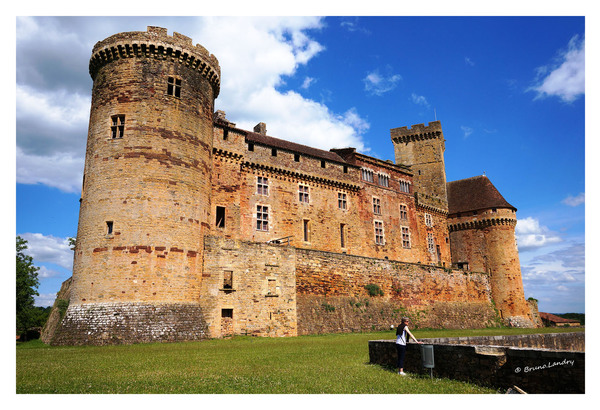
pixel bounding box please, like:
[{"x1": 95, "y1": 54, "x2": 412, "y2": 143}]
[{"x1": 395, "y1": 317, "x2": 422, "y2": 375}]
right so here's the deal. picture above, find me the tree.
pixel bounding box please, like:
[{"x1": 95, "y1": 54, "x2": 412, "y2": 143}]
[{"x1": 16, "y1": 236, "x2": 40, "y2": 333}]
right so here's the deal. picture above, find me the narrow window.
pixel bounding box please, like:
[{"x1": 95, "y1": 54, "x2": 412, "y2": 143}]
[
  {"x1": 425, "y1": 213, "x2": 433, "y2": 227},
  {"x1": 256, "y1": 205, "x2": 269, "y2": 231},
  {"x1": 223, "y1": 129, "x2": 229, "y2": 141},
  {"x1": 373, "y1": 197, "x2": 381, "y2": 215},
  {"x1": 248, "y1": 142, "x2": 254, "y2": 152},
  {"x1": 378, "y1": 174, "x2": 389, "y2": 187},
  {"x1": 402, "y1": 226, "x2": 411, "y2": 249},
  {"x1": 399, "y1": 180, "x2": 411, "y2": 193},
  {"x1": 223, "y1": 270, "x2": 233, "y2": 289},
  {"x1": 167, "y1": 76, "x2": 181, "y2": 97},
  {"x1": 340, "y1": 224, "x2": 346, "y2": 248},
  {"x1": 303, "y1": 219, "x2": 310, "y2": 242},
  {"x1": 271, "y1": 148, "x2": 277, "y2": 157},
  {"x1": 216, "y1": 206, "x2": 225, "y2": 228},
  {"x1": 111, "y1": 115, "x2": 125, "y2": 139},
  {"x1": 338, "y1": 192, "x2": 347, "y2": 210},
  {"x1": 294, "y1": 153, "x2": 300, "y2": 162},
  {"x1": 299, "y1": 184, "x2": 309, "y2": 203},
  {"x1": 399, "y1": 204, "x2": 408, "y2": 220},
  {"x1": 374, "y1": 221, "x2": 384, "y2": 245},
  {"x1": 321, "y1": 160, "x2": 326, "y2": 168},
  {"x1": 106, "y1": 221, "x2": 114, "y2": 235},
  {"x1": 257, "y1": 176, "x2": 269, "y2": 196},
  {"x1": 343, "y1": 165, "x2": 348, "y2": 174}
]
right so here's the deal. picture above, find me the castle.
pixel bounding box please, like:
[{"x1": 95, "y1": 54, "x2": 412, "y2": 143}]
[{"x1": 41, "y1": 27, "x2": 540, "y2": 345}]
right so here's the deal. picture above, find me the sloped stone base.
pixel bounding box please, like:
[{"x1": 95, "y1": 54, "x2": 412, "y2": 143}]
[{"x1": 49, "y1": 302, "x2": 209, "y2": 345}]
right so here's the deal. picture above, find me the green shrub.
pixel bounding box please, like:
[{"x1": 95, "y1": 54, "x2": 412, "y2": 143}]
[
  {"x1": 321, "y1": 303, "x2": 335, "y2": 312},
  {"x1": 364, "y1": 284, "x2": 384, "y2": 297}
]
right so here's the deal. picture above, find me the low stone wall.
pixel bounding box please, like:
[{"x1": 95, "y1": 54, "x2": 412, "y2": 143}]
[
  {"x1": 50, "y1": 302, "x2": 209, "y2": 345},
  {"x1": 368, "y1": 333, "x2": 585, "y2": 393}
]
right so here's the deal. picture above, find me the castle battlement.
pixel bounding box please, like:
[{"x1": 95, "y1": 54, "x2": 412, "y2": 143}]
[
  {"x1": 89, "y1": 26, "x2": 221, "y2": 95},
  {"x1": 390, "y1": 121, "x2": 443, "y2": 143}
]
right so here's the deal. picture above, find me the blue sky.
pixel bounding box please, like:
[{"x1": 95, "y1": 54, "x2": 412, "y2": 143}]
[{"x1": 14, "y1": 14, "x2": 586, "y2": 313}]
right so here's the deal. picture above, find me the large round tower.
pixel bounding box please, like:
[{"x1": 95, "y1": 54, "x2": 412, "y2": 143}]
[
  {"x1": 52, "y1": 27, "x2": 220, "y2": 344},
  {"x1": 447, "y1": 176, "x2": 535, "y2": 327}
]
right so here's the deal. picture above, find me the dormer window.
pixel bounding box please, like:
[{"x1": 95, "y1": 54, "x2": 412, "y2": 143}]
[{"x1": 167, "y1": 76, "x2": 181, "y2": 97}]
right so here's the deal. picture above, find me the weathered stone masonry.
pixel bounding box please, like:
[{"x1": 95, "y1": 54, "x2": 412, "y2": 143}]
[{"x1": 42, "y1": 26, "x2": 538, "y2": 345}]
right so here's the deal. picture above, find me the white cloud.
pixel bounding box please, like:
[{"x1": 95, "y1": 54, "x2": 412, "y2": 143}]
[
  {"x1": 38, "y1": 265, "x2": 64, "y2": 279},
  {"x1": 465, "y1": 57, "x2": 475, "y2": 66},
  {"x1": 301, "y1": 77, "x2": 315, "y2": 89},
  {"x1": 19, "y1": 233, "x2": 74, "y2": 270},
  {"x1": 515, "y1": 217, "x2": 562, "y2": 251},
  {"x1": 35, "y1": 293, "x2": 58, "y2": 308},
  {"x1": 411, "y1": 93, "x2": 429, "y2": 108},
  {"x1": 460, "y1": 126, "x2": 473, "y2": 139},
  {"x1": 363, "y1": 69, "x2": 402, "y2": 96},
  {"x1": 529, "y1": 35, "x2": 585, "y2": 102},
  {"x1": 562, "y1": 192, "x2": 585, "y2": 207},
  {"x1": 17, "y1": 17, "x2": 373, "y2": 193}
]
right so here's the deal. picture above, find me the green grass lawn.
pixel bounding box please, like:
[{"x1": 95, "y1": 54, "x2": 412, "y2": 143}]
[{"x1": 16, "y1": 327, "x2": 582, "y2": 394}]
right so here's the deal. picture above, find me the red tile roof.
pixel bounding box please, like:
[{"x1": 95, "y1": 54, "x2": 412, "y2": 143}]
[
  {"x1": 539, "y1": 312, "x2": 580, "y2": 323},
  {"x1": 446, "y1": 175, "x2": 516, "y2": 215}
]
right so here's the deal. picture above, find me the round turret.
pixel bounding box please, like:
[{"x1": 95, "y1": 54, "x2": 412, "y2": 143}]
[{"x1": 53, "y1": 27, "x2": 220, "y2": 344}]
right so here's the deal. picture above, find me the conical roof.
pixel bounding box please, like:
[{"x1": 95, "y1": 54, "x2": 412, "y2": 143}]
[{"x1": 446, "y1": 175, "x2": 516, "y2": 214}]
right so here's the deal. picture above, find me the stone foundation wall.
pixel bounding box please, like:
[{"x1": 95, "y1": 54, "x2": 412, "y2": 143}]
[
  {"x1": 369, "y1": 333, "x2": 585, "y2": 393},
  {"x1": 50, "y1": 302, "x2": 209, "y2": 345}
]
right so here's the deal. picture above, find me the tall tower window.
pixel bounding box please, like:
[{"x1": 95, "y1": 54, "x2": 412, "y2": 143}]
[
  {"x1": 256, "y1": 205, "x2": 269, "y2": 231},
  {"x1": 216, "y1": 206, "x2": 226, "y2": 228},
  {"x1": 167, "y1": 76, "x2": 181, "y2": 97},
  {"x1": 340, "y1": 223, "x2": 346, "y2": 248},
  {"x1": 298, "y1": 184, "x2": 309, "y2": 203},
  {"x1": 427, "y1": 233, "x2": 435, "y2": 253},
  {"x1": 402, "y1": 227, "x2": 411, "y2": 248},
  {"x1": 399, "y1": 204, "x2": 408, "y2": 220},
  {"x1": 106, "y1": 221, "x2": 114, "y2": 235},
  {"x1": 425, "y1": 213, "x2": 433, "y2": 227},
  {"x1": 111, "y1": 115, "x2": 125, "y2": 139},
  {"x1": 303, "y1": 219, "x2": 310, "y2": 242},
  {"x1": 257, "y1": 176, "x2": 269, "y2": 196},
  {"x1": 338, "y1": 192, "x2": 347, "y2": 210},
  {"x1": 373, "y1": 197, "x2": 381, "y2": 215},
  {"x1": 374, "y1": 221, "x2": 384, "y2": 245},
  {"x1": 223, "y1": 270, "x2": 233, "y2": 289}
]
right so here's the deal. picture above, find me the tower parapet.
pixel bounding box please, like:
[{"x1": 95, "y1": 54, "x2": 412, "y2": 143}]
[{"x1": 391, "y1": 121, "x2": 448, "y2": 203}]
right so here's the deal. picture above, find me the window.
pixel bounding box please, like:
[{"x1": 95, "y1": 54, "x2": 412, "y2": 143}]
[
  {"x1": 299, "y1": 185, "x2": 309, "y2": 203},
  {"x1": 167, "y1": 76, "x2": 181, "y2": 97},
  {"x1": 248, "y1": 142, "x2": 254, "y2": 152},
  {"x1": 343, "y1": 165, "x2": 348, "y2": 174},
  {"x1": 361, "y1": 168, "x2": 374, "y2": 183},
  {"x1": 321, "y1": 160, "x2": 326, "y2": 168},
  {"x1": 221, "y1": 308, "x2": 233, "y2": 318},
  {"x1": 111, "y1": 115, "x2": 125, "y2": 139},
  {"x1": 223, "y1": 129, "x2": 229, "y2": 141},
  {"x1": 425, "y1": 213, "x2": 433, "y2": 227},
  {"x1": 374, "y1": 221, "x2": 384, "y2": 245},
  {"x1": 257, "y1": 176, "x2": 269, "y2": 196},
  {"x1": 399, "y1": 180, "x2": 410, "y2": 193},
  {"x1": 223, "y1": 270, "x2": 233, "y2": 289},
  {"x1": 294, "y1": 153, "x2": 300, "y2": 162},
  {"x1": 340, "y1": 224, "x2": 346, "y2": 248},
  {"x1": 106, "y1": 221, "x2": 114, "y2": 235},
  {"x1": 402, "y1": 227, "x2": 411, "y2": 249},
  {"x1": 216, "y1": 206, "x2": 225, "y2": 228},
  {"x1": 378, "y1": 173, "x2": 389, "y2": 187},
  {"x1": 373, "y1": 197, "x2": 381, "y2": 215},
  {"x1": 399, "y1": 204, "x2": 408, "y2": 220},
  {"x1": 427, "y1": 233, "x2": 435, "y2": 253},
  {"x1": 338, "y1": 192, "x2": 347, "y2": 210},
  {"x1": 271, "y1": 148, "x2": 277, "y2": 157},
  {"x1": 256, "y1": 205, "x2": 269, "y2": 231},
  {"x1": 303, "y1": 219, "x2": 310, "y2": 242}
]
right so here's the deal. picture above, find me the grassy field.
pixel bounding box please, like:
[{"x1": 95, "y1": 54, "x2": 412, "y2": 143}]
[{"x1": 16, "y1": 327, "x2": 582, "y2": 394}]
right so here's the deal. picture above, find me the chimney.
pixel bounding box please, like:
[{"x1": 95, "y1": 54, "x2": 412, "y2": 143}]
[{"x1": 254, "y1": 122, "x2": 267, "y2": 135}]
